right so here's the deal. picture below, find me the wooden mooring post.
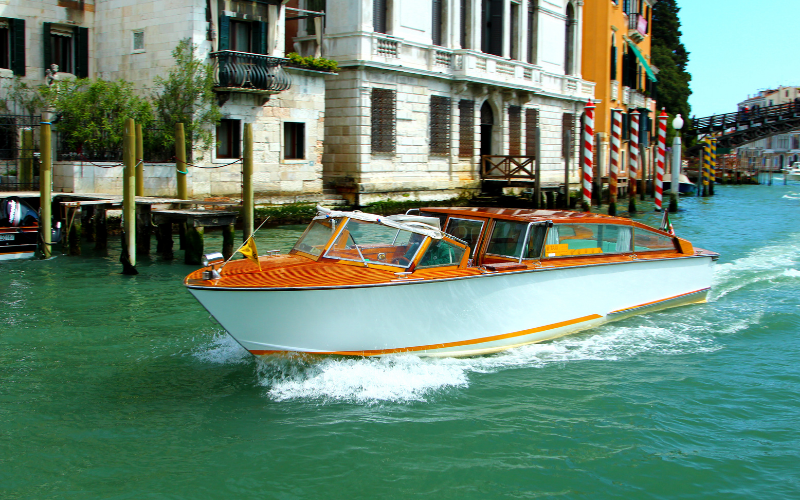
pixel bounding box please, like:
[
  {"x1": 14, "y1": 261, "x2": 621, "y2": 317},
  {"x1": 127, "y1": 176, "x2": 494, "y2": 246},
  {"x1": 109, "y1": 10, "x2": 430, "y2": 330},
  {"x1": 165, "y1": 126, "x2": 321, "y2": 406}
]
[
  {"x1": 40, "y1": 122, "x2": 52, "y2": 259},
  {"x1": 121, "y1": 118, "x2": 138, "y2": 274},
  {"x1": 243, "y1": 123, "x2": 254, "y2": 242}
]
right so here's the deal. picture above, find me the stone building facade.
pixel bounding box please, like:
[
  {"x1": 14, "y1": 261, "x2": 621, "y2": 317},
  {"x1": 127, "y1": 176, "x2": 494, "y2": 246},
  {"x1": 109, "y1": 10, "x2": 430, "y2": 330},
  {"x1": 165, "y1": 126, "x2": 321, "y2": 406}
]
[
  {"x1": 736, "y1": 87, "x2": 800, "y2": 171},
  {"x1": 292, "y1": 0, "x2": 595, "y2": 204},
  {"x1": 1, "y1": 0, "x2": 327, "y2": 202}
]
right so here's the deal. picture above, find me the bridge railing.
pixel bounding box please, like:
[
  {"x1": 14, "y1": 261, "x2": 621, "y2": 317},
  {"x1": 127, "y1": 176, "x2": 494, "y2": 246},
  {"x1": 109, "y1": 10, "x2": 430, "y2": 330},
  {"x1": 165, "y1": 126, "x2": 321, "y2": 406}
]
[{"x1": 692, "y1": 101, "x2": 800, "y2": 134}]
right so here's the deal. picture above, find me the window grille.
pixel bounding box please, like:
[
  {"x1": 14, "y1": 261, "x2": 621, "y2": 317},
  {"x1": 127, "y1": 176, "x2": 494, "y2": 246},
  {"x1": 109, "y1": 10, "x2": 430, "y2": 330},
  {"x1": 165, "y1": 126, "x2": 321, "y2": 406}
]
[
  {"x1": 430, "y1": 95, "x2": 451, "y2": 156},
  {"x1": 459, "y1": 100, "x2": 475, "y2": 157},
  {"x1": 526, "y1": 109, "x2": 538, "y2": 157},
  {"x1": 371, "y1": 88, "x2": 396, "y2": 154},
  {"x1": 508, "y1": 106, "x2": 521, "y2": 156}
]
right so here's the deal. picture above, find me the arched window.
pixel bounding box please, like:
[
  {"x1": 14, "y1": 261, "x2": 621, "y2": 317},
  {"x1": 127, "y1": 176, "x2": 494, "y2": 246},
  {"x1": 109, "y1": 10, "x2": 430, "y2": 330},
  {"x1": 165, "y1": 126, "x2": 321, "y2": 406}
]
[{"x1": 565, "y1": 3, "x2": 576, "y2": 75}]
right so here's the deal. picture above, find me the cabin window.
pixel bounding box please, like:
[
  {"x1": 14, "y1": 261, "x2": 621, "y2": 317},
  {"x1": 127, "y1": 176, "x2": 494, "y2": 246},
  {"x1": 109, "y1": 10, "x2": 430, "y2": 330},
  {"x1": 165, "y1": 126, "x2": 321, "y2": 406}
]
[
  {"x1": 417, "y1": 239, "x2": 466, "y2": 268},
  {"x1": 444, "y1": 218, "x2": 484, "y2": 257},
  {"x1": 543, "y1": 224, "x2": 632, "y2": 257},
  {"x1": 292, "y1": 218, "x2": 340, "y2": 257},
  {"x1": 323, "y1": 218, "x2": 424, "y2": 268},
  {"x1": 486, "y1": 221, "x2": 546, "y2": 259},
  {"x1": 633, "y1": 229, "x2": 676, "y2": 252}
]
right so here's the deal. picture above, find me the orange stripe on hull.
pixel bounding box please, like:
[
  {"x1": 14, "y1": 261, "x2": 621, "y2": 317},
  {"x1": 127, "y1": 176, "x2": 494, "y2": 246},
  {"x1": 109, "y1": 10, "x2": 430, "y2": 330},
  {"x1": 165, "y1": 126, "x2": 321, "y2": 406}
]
[
  {"x1": 249, "y1": 314, "x2": 603, "y2": 357},
  {"x1": 609, "y1": 288, "x2": 710, "y2": 314}
]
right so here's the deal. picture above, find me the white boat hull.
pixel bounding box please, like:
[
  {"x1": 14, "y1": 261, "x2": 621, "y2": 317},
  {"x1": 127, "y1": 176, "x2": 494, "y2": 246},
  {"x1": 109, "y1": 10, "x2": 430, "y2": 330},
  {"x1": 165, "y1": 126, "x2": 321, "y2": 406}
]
[
  {"x1": 0, "y1": 251, "x2": 35, "y2": 261},
  {"x1": 189, "y1": 255, "x2": 714, "y2": 357}
]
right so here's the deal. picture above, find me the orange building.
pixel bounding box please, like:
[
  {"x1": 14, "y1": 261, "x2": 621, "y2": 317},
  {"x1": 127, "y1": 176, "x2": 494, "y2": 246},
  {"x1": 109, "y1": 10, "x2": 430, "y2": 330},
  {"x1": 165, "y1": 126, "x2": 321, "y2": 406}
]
[{"x1": 581, "y1": 0, "x2": 658, "y2": 192}]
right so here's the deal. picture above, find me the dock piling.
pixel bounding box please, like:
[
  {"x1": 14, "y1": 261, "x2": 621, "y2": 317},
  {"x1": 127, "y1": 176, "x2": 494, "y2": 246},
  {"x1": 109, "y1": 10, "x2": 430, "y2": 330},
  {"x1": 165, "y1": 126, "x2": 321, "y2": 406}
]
[
  {"x1": 243, "y1": 123, "x2": 254, "y2": 241},
  {"x1": 175, "y1": 123, "x2": 187, "y2": 200},
  {"x1": 121, "y1": 118, "x2": 138, "y2": 275},
  {"x1": 40, "y1": 122, "x2": 52, "y2": 259},
  {"x1": 21, "y1": 128, "x2": 34, "y2": 187},
  {"x1": 135, "y1": 123, "x2": 144, "y2": 197},
  {"x1": 223, "y1": 224, "x2": 235, "y2": 261}
]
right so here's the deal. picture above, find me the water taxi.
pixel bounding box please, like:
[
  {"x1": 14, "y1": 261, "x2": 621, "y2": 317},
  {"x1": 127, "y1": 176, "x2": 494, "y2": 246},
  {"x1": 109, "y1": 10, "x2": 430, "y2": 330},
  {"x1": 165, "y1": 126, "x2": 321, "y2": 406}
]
[
  {"x1": 185, "y1": 207, "x2": 718, "y2": 357},
  {"x1": 1, "y1": 197, "x2": 41, "y2": 260}
]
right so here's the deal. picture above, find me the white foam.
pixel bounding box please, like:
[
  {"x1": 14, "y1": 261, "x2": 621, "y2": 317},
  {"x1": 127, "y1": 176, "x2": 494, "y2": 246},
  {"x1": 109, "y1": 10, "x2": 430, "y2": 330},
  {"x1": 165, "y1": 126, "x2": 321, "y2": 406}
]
[
  {"x1": 783, "y1": 269, "x2": 800, "y2": 277},
  {"x1": 253, "y1": 323, "x2": 718, "y2": 404},
  {"x1": 711, "y1": 236, "x2": 800, "y2": 300},
  {"x1": 192, "y1": 331, "x2": 251, "y2": 365}
]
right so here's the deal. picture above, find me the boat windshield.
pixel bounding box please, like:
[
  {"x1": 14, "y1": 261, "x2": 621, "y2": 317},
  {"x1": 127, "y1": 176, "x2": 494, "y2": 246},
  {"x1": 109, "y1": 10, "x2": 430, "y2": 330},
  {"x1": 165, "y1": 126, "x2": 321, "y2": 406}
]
[
  {"x1": 292, "y1": 218, "x2": 342, "y2": 257},
  {"x1": 323, "y1": 218, "x2": 426, "y2": 268}
]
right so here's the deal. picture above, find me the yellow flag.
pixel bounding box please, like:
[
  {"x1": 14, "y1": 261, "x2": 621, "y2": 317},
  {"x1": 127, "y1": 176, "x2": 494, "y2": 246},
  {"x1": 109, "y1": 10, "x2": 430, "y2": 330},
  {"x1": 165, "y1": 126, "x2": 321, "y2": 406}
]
[{"x1": 239, "y1": 236, "x2": 261, "y2": 270}]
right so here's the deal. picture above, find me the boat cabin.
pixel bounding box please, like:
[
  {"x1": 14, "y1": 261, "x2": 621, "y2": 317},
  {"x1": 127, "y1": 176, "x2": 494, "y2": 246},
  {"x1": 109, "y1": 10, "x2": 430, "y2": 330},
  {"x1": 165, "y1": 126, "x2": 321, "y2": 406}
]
[{"x1": 288, "y1": 207, "x2": 694, "y2": 275}]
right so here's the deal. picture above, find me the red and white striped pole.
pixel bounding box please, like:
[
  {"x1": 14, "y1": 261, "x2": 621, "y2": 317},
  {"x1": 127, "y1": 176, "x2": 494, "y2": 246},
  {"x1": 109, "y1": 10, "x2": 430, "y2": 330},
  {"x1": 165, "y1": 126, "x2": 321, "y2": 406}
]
[
  {"x1": 655, "y1": 109, "x2": 668, "y2": 211},
  {"x1": 629, "y1": 112, "x2": 639, "y2": 199},
  {"x1": 581, "y1": 100, "x2": 595, "y2": 210},
  {"x1": 610, "y1": 109, "x2": 621, "y2": 209}
]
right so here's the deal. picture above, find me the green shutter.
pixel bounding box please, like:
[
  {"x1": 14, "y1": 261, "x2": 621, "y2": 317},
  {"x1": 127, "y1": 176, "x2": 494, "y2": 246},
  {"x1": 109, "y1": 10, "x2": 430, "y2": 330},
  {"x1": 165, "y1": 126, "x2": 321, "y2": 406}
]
[
  {"x1": 219, "y1": 15, "x2": 230, "y2": 50},
  {"x1": 252, "y1": 21, "x2": 267, "y2": 54},
  {"x1": 43, "y1": 22, "x2": 52, "y2": 76},
  {"x1": 10, "y1": 18, "x2": 25, "y2": 76},
  {"x1": 75, "y1": 27, "x2": 89, "y2": 78}
]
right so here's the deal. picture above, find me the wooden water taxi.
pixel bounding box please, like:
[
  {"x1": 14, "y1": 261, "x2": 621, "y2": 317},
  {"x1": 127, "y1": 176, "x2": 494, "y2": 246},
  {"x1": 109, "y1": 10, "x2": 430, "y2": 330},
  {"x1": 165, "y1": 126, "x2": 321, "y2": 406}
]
[{"x1": 185, "y1": 206, "x2": 718, "y2": 357}]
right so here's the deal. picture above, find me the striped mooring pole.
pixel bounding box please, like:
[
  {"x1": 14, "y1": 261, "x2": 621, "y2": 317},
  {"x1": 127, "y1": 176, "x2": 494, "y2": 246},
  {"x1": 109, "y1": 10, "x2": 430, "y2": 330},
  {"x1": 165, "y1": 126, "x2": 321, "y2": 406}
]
[
  {"x1": 581, "y1": 100, "x2": 595, "y2": 211},
  {"x1": 655, "y1": 109, "x2": 667, "y2": 211},
  {"x1": 609, "y1": 108, "x2": 621, "y2": 215},
  {"x1": 702, "y1": 137, "x2": 711, "y2": 196},
  {"x1": 709, "y1": 136, "x2": 717, "y2": 195},
  {"x1": 629, "y1": 110, "x2": 639, "y2": 213}
]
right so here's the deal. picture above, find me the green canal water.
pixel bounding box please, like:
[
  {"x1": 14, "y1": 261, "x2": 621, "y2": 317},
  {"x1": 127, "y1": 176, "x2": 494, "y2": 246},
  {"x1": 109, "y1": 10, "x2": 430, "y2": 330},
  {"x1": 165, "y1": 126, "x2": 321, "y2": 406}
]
[{"x1": 2, "y1": 184, "x2": 800, "y2": 499}]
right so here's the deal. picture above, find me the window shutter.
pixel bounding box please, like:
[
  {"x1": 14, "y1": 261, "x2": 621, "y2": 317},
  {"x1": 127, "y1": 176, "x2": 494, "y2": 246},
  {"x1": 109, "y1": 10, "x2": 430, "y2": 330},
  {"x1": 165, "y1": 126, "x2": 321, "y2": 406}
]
[
  {"x1": 252, "y1": 21, "x2": 268, "y2": 54},
  {"x1": 562, "y1": 113, "x2": 574, "y2": 158},
  {"x1": 430, "y1": 95, "x2": 451, "y2": 155},
  {"x1": 432, "y1": 0, "x2": 443, "y2": 46},
  {"x1": 610, "y1": 44, "x2": 617, "y2": 80},
  {"x1": 527, "y1": 1, "x2": 537, "y2": 64},
  {"x1": 74, "y1": 27, "x2": 89, "y2": 78},
  {"x1": 459, "y1": 100, "x2": 475, "y2": 157},
  {"x1": 371, "y1": 88, "x2": 396, "y2": 153},
  {"x1": 10, "y1": 18, "x2": 25, "y2": 76},
  {"x1": 219, "y1": 15, "x2": 230, "y2": 50},
  {"x1": 43, "y1": 22, "x2": 52, "y2": 76},
  {"x1": 374, "y1": 0, "x2": 387, "y2": 34},
  {"x1": 526, "y1": 108, "x2": 538, "y2": 157},
  {"x1": 488, "y1": 0, "x2": 504, "y2": 57},
  {"x1": 508, "y1": 106, "x2": 521, "y2": 156},
  {"x1": 621, "y1": 112, "x2": 630, "y2": 141}
]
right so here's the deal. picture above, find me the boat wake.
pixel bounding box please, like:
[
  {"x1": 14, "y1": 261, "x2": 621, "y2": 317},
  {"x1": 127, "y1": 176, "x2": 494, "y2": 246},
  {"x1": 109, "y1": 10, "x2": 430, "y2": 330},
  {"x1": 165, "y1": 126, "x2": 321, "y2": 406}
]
[
  {"x1": 223, "y1": 323, "x2": 716, "y2": 404},
  {"x1": 711, "y1": 233, "x2": 800, "y2": 300}
]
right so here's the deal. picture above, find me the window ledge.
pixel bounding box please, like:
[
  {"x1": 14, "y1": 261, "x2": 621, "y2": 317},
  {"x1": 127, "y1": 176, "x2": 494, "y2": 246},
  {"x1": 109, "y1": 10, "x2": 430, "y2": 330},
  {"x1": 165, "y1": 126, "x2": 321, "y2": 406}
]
[{"x1": 0, "y1": 68, "x2": 14, "y2": 79}]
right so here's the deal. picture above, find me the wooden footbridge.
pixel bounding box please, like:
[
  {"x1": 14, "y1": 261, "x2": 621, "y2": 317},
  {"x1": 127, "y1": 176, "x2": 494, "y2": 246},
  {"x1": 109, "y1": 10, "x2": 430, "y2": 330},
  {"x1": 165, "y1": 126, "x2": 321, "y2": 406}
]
[{"x1": 687, "y1": 102, "x2": 800, "y2": 155}]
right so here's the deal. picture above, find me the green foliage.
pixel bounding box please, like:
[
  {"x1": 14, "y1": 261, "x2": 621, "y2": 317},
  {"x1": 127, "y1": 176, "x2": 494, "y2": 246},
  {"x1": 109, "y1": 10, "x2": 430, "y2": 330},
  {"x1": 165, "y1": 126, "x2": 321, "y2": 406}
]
[
  {"x1": 254, "y1": 203, "x2": 319, "y2": 224},
  {"x1": 651, "y1": 0, "x2": 692, "y2": 126},
  {"x1": 152, "y1": 39, "x2": 221, "y2": 159},
  {"x1": 362, "y1": 196, "x2": 471, "y2": 216},
  {"x1": 40, "y1": 78, "x2": 153, "y2": 152},
  {"x1": 0, "y1": 77, "x2": 44, "y2": 116},
  {"x1": 286, "y1": 53, "x2": 339, "y2": 73}
]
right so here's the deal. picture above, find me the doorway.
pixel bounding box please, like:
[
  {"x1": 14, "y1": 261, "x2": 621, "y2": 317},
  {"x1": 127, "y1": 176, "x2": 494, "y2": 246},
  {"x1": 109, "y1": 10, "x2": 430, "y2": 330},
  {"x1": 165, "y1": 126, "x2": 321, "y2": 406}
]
[{"x1": 480, "y1": 101, "x2": 494, "y2": 156}]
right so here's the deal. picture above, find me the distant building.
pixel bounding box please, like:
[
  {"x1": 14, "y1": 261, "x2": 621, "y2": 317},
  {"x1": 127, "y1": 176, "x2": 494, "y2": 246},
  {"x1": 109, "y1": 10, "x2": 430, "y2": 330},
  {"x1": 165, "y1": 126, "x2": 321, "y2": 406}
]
[{"x1": 736, "y1": 87, "x2": 800, "y2": 171}]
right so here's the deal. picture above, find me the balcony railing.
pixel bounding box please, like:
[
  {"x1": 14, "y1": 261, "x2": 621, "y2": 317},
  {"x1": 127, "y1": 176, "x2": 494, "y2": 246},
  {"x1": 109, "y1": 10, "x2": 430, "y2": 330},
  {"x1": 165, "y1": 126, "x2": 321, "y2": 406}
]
[
  {"x1": 481, "y1": 155, "x2": 536, "y2": 181},
  {"x1": 210, "y1": 51, "x2": 292, "y2": 93},
  {"x1": 628, "y1": 14, "x2": 647, "y2": 41}
]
